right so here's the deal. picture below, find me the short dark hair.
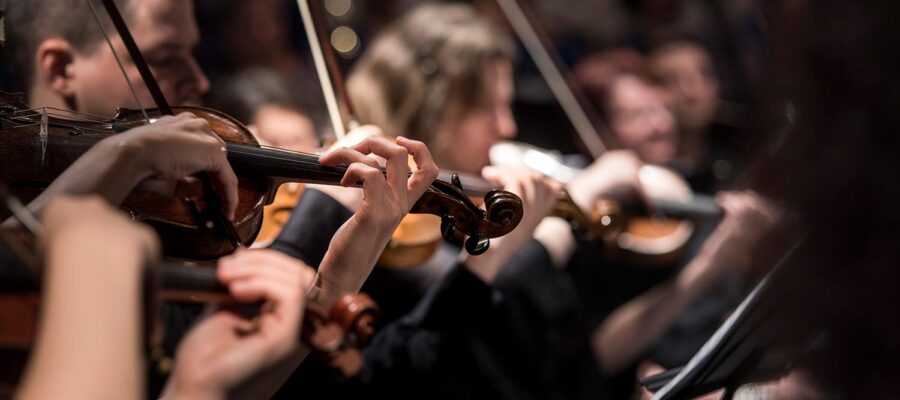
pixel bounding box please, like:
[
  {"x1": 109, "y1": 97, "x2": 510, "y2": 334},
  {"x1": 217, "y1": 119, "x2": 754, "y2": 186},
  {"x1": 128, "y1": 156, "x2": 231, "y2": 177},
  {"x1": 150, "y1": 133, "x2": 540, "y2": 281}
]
[{"x1": 4, "y1": 0, "x2": 133, "y2": 88}]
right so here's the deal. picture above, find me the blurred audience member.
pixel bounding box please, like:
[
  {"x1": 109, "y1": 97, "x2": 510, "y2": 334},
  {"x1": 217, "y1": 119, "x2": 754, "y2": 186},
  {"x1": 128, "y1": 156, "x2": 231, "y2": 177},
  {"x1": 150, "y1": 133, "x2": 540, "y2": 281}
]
[
  {"x1": 649, "y1": 39, "x2": 746, "y2": 192},
  {"x1": 575, "y1": 49, "x2": 678, "y2": 166}
]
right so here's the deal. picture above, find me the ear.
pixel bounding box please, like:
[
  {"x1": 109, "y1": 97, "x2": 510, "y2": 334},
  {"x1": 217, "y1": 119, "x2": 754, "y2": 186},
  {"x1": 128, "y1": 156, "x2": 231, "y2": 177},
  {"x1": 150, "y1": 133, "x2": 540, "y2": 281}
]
[{"x1": 34, "y1": 38, "x2": 78, "y2": 97}]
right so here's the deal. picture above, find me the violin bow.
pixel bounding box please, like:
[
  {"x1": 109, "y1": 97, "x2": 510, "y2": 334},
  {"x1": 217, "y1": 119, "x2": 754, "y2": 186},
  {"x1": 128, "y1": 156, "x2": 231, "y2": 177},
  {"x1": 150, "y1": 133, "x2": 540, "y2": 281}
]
[
  {"x1": 88, "y1": 0, "x2": 243, "y2": 250},
  {"x1": 0, "y1": 182, "x2": 43, "y2": 274},
  {"x1": 495, "y1": 0, "x2": 610, "y2": 159},
  {"x1": 297, "y1": 0, "x2": 357, "y2": 139}
]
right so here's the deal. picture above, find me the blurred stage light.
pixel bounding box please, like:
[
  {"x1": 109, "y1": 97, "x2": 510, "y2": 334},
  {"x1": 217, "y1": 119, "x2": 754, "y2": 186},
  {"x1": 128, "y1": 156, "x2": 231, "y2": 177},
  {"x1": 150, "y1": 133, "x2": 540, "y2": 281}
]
[
  {"x1": 331, "y1": 26, "x2": 359, "y2": 56},
  {"x1": 325, "y1": 0, "x2": 352, "y2": 17}
]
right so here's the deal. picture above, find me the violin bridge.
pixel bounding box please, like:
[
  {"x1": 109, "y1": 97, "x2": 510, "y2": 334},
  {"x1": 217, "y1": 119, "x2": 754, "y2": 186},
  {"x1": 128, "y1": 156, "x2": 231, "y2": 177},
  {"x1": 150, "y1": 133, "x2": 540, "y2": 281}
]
[{"x1": 39, "y1": 108, "x2": 48, "y2": 165}]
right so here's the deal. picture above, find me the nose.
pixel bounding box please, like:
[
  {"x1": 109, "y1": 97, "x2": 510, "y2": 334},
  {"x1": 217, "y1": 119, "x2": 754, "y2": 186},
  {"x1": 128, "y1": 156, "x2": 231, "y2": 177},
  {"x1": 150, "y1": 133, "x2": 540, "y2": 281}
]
[{"x1": 182, "y1": 57, "x2": 211, "y2": 101}]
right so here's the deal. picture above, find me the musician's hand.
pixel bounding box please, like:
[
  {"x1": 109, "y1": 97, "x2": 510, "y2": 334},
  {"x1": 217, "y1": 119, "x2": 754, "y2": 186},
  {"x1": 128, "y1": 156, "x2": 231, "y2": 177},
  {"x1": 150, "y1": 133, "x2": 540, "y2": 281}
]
[
  {"x1": 314, "y1": 136, "x2": 438, "y2": 308},
  {"x1": 21, "y1": 113, "x2": 238, "y2": 222},
  {"x1": 463, "y1": 166, "x2": 561, "y2": 283},
  {"x1": 685, "y1": 191, "x2": 781, "y2": 290},
  {"x1": 310, "y1": 124, "x2": 385, "y2": 211},
  {"x1": 163, "y1": 249, "x2": 315, "y2": 400},
  {"x1": 122, "y1": 112, "x2": 239, "y2": 220},
  {"x1": 568, "y1": 150, "x2": 644, "y2": 211}
]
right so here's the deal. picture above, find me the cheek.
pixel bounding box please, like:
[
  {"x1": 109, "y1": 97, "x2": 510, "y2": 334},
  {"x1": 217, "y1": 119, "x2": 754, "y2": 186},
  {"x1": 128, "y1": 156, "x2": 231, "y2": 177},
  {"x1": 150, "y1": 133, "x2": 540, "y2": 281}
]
[
  {"x1": 444, "y1": 124, "x2": 492, "y2": 170},
  {"x1": 460, "y1": 121, "x2": 498, "y2": 153},
  {"x1": 613, "y1": 122, "x2": 646, "y2": 147},
  {"x1": 74, "y1": 71, "x2": 129, "y2": 116}
]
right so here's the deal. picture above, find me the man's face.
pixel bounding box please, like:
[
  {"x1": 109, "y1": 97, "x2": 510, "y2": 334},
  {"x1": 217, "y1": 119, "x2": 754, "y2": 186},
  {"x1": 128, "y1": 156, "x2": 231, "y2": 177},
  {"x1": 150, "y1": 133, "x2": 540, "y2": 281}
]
[
  {"x1": 68, "y1": 0, "x2": 209, "y2": 116},
  {"x1": 649, "y1": 42, "x2": 719, "y2": 132},
  {"x1": 608, "y1": 75, "x2": 678, "y2": 165}
]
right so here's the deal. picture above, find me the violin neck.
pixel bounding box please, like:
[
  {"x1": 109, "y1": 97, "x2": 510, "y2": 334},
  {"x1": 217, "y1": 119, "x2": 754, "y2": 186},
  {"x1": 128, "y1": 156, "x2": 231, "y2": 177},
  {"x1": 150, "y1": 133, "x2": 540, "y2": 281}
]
[
  {"x1": 651, "y1": 195, "x2": 723, "y2": 219},
  {"x1": 225, "y1": 144, "x2": 347, "y2": 185}
]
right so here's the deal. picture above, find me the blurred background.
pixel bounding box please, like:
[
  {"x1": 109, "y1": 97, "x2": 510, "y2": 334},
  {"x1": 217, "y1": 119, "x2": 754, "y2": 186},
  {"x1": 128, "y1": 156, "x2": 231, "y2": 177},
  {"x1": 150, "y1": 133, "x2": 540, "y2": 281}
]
[{"x1": 0, "y1": 0, "x2": 769, "y2": 162}]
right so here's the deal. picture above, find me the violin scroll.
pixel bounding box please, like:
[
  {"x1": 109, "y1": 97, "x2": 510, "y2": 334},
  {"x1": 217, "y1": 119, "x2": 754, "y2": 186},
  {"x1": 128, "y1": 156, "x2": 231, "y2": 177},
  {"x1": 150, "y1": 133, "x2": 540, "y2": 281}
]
[
  {"x1": 304, "y1": 293, "x2": 379, "y2": 377},
  {"x1": 413, "y1": 176, "x2": 524, "y2": 255}
]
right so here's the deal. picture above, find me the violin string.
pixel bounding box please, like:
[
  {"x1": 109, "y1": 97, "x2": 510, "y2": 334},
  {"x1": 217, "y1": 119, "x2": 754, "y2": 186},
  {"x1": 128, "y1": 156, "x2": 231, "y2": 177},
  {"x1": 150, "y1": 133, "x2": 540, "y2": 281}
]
[
  {"x1": 5, "y1": 106, "x2": 116, "y2": 122},
  {"x1": 40, "y1": 108, "x2": 48, "y2": 164},
  {"x1": 495, "y1": 0, "x2": 607, "y2": 158},
  {"x1": 228, "y1": 144, "x2": 438, "y2": 189},
  {"x1": 4, "y1": 110, "x2": 441, "y2": 190},
  {"x1": 296, "y1": 0, "x2": 346, "y2": 140}
]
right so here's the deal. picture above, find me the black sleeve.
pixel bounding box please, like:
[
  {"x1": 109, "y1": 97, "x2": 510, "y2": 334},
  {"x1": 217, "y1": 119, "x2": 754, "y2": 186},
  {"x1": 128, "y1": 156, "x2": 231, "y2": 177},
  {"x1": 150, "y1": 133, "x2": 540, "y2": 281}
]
[
  {"x1": 274, "y1": 263, "x2": 497, "y2": 400},
  {"x1": 494, "y1": 239, "x2": 582, "y2": 321},
  {"x1": 342, "y1": 264, "x2": 496, "y2": 396},
  {"x1": 268, "y1": 188, "x2": 353, "y2": 267}
]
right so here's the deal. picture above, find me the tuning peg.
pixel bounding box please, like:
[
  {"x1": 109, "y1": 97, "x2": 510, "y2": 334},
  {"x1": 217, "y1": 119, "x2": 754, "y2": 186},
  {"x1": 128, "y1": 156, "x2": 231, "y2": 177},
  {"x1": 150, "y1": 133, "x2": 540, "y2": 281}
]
[
  {"x1": 451, "y1": 172, "x2": 464, "y2": 192},
  {"x1": 441, "y1": 215, "x2": 456, "y2": 241},
  {"x1": 464, "y1": 233, "x2": 490, "y2": 255}
]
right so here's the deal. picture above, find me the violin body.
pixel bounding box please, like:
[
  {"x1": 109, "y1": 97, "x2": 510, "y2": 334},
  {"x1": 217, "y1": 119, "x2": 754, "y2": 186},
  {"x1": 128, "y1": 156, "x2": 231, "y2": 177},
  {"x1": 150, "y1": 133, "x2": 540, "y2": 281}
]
[
  {"x1": 490, "y1": 141, "x2": 723, "y2": 266},
  {"x1": 120, "y1": 106, "x2": 272, "y2": 258},
  {"x1": 0, "y1": 101, "x2": 268, "y2": 259},
  {"x1": 254, "y1": 183, "x2": 306, "y2": 246}
]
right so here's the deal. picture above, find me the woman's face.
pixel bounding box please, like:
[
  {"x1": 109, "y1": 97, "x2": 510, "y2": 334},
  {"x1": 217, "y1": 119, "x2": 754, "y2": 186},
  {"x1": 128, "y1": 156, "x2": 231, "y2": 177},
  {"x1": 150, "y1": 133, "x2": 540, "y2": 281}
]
[
  {"x1": 607, "y1": 75, "x2": 678, "y2": 165},
  {"x1": 438, "y1": 59, "x2": 517, "y2": 174}
]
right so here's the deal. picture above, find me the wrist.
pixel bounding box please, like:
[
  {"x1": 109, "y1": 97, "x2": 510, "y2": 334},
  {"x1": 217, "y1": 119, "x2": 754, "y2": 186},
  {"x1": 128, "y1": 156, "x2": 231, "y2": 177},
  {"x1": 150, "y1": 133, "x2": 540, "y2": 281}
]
[
  {"x1": 313, "y1": 216, "x2": 387, "y2": 307},
  {"x1": 533, "y1": 217, "x2": 576, "y2": 268},
  {"x1": 311, "y1": 272, "x2": 349, "y2": 310},
  {"x1": 102, "y1": 132, "x2": 154, "y2": 186},
  {"x1": 460, "y1": 240, "x2": 518, "y2": 284}
]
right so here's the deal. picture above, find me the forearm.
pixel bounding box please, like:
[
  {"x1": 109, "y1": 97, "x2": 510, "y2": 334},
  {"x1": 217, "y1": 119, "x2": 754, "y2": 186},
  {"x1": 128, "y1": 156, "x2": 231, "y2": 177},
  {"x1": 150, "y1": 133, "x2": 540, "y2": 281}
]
[
  {"x1": 313, "y1": 215, "x2": 394, "y2": 309},
  {"x1": 592, "y1": 246, "x2": 722, "y2": 374},
  {"x1": 591, "y1": 282, "x2": 688, "y2": 374},
  {"x1": 18, "y1": 229, "x2": 145, "y2": 400},
  {"x1": 532, "y1": 217, "x2": 576, "y2": 269}
]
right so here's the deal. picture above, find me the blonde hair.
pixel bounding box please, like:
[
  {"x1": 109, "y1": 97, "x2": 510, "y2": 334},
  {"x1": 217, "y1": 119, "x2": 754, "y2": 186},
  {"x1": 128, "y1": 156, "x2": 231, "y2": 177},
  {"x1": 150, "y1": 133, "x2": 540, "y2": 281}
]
[{"x1": 347, "y1": 3, "x2": 514, "y2": 154}]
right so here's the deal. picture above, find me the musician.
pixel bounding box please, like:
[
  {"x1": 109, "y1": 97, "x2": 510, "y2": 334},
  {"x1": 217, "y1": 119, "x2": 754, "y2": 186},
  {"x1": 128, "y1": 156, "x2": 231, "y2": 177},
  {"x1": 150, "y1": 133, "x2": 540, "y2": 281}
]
[
  {"x1": 3, "y1": 1, "x2": 452, "y2": 398},
  {"x1": 3, "y1": 0, "x2": 239, "y2": 218},
  {"x1": 648, "y1": 38, "x2": 746, "y2": 193},
  {"x1": 334, "y1": 4, "x2": 780, "y2": 399},
  {"x1": 16, "y1": 195, "x2": 317, "y2": 400}
]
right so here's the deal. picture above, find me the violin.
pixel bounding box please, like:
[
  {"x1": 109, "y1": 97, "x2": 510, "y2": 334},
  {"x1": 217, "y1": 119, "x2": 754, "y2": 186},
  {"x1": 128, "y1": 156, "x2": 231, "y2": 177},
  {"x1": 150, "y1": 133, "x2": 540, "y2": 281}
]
[
  {"x1": 483, "y1": 0, "x2": 728, "y2": 266},
  {"x1": 489, "y1": 141, "x2": 723, "y2": 265},
  {"x1": 0, "y1": 93, "x2": 523, "y2": 260},
  {"x1": 0, "y1": 225, "x2": 379, "y2": 394},
  {"x1": 256, "y1": 183, "x2": 305, "y2": 247}
]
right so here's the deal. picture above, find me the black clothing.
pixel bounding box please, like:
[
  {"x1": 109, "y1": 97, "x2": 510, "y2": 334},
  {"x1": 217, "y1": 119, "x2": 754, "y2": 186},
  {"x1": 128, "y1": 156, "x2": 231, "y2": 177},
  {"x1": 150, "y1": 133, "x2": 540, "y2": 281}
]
[
  {"x1": 269, "y1": 188, "x2": 355, "y2": 267},
  {"x1": 271, "y1": 189, "x2": 607, "y2": 399}
]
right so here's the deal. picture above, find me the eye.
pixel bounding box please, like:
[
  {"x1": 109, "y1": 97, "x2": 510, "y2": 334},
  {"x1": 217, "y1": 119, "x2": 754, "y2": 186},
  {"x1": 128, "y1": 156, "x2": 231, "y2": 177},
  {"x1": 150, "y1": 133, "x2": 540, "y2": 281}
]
[{"x1": 155, "y1": 56, "x2": 179, "y2": 67}]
